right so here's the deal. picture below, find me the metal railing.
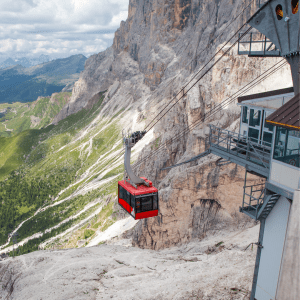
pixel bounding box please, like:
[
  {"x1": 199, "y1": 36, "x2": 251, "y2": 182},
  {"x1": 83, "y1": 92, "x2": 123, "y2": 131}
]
[
  {"x1": 209, "y1": 125, "x2": 272, "y2": 170},
  {"x1": 258, "y1": 0, "x2": 269, "y2": 8},
  {"x1": 238, "y1": 32, "x2": 281, "y2": 57},
  {"x1": 242, "y1": 183, "x2": 265, "y2": 219}
]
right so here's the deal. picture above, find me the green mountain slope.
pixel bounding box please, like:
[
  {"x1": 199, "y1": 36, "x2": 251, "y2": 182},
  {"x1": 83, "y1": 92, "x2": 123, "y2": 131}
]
[
  {"x1": 0, "y1": 92, "x2": 71, "y2": 137},
  {"x1": 0, "y1": 91, "x2": 126, "y2": 254},
  {"x1": 0, "y1": 54, "x2": 86, "y2": 104}
]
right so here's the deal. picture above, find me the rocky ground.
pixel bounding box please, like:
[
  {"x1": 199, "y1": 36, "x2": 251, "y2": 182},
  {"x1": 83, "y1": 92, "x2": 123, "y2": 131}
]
[{"x1": 0, "y1": 224, "x2": 259, "y2": 300}]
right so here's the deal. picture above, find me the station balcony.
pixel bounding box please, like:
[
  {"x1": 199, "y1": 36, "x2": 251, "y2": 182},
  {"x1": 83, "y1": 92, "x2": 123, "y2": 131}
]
[
  {"x1": 208, "y1": 125, "x2": 280, "y2": 220},
  {"x1": 208, "y1": 125, "x2": 271, "y2": 178}
]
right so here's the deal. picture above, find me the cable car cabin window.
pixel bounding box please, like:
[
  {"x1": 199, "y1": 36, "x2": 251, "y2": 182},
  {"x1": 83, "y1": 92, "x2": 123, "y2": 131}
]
[
  {"x1": 273, "y1": 127, "x2": 300, "y2": 167},
  {"x1": 276, "y1": 4, "x2": 283, "y2": 20},
  {"x1": 135, "y1": 194, "x2": 156, "y2": 213},
  {"x1": 242, "y1": 106, "x2": 248, "y2": 124},
  {"x1": 130, "y1": 194, "x2": 135, "y2": 210},
  {"x1": 153, "y1": 194, "x2": 158, "y2": 210},
  {"x1": 292, "y1": 0, "x2": 298, "y2": 14},
  {"x1": 119, "y1": 185, "x2": 130, "y2": 205},
  {"x1": 249, "y1": 109, "x2": 261, "y2": 127}
]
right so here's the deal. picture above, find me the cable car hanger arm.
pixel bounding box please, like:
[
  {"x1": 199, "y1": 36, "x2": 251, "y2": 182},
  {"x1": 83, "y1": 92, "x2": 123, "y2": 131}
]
[
  {"x1": 160, "y1": 149, "x2": 211, "y2": 170},
  {"x1": 123, "y1": 130, "x2": 149, "y2": 188}
]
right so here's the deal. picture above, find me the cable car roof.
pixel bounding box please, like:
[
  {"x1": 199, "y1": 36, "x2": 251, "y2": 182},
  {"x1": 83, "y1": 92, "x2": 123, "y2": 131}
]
[{"x1": 118, "y1": 177, "x2": 158, "y2": 196}]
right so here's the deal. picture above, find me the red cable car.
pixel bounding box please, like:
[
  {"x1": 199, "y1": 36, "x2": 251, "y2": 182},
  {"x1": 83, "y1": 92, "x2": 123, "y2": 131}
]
[
  {"x1": 118, "y1": 130, "x2": 159, "y2": 220},
  {"x1": 118, "y1": 177, "x2": 159, "y2": 220}
]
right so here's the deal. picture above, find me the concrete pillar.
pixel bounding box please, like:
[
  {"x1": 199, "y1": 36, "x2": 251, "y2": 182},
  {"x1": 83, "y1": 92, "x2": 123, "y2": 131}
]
[{"x1": 275, "y1": 189, "x2": 300, "y2": 300}]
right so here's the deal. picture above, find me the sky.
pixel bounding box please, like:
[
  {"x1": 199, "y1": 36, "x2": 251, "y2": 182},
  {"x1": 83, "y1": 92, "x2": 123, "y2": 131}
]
[{"x1": 0, "y1": 0, "x2": 129, "y2": 62}]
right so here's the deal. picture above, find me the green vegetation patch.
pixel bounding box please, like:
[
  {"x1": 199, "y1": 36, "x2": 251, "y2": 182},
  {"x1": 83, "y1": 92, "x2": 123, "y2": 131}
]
[{"x1": 84, "y1": 229, "x2": 94, "y2": 239}]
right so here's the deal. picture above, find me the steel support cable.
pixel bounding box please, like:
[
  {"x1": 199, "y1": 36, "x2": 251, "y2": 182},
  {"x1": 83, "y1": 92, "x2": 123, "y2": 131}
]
[
  {"x1": 137, "y1": 0, "x2": 256, "y2": 124},
  {"x1": 94, "y1": 27, "x2": 253, "y2": 191},
  {"x1": 143, "y1": 21, "x2": 253, "y2": 131},
  {"x1": 19, "y1": 60, "x2": 286, "y2": 252},
  {"x1": 144, "y1": 27, "x2": 253, "y2": 132},
  {"x1": 133, "y1": 59, "x2": 286, "y2": 169},
  {"x1": 86, "y1": 0, "x2": 256, "y2": 183},
  {"x1": 133, "y1": 59, "x2": 287, "y2": 170},
  {"x1": 132, "y1": 64, "x2": 286, "y2": 173},
  {"x1": 132, "y1": 59, "x2": 287, "y2": 170},
  {"x1": 142, "y1": 0, "x2": 256, "y2": 120},
  {"x1": 74, "y1": 1, "x2": 266, "y2": 195},
  {"x1": 79, "y1": 0, "x2": 258, "y2": 190},
  {"x1": 96, "y1": 59, "x2": 286, "y2": 185},
  {"x1": 85, "y1": 60, "x2": 287, "y2": 205}
]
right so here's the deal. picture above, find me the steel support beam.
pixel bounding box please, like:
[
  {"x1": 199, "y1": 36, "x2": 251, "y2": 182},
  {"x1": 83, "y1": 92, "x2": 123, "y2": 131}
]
[
  {"x1": 265, "y1": 182, "x2": 294, "y2": 200},
  {"x1": 250, "y1": 219, "x2": 266, "y2": 300},
  {"x1": 210, "y1": 145, "x2": 269, "y2": 178}
]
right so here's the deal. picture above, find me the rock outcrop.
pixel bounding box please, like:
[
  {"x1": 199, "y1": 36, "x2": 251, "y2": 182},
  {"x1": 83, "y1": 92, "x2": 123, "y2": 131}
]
[{"x1": 53, "y1": 0, "x2": 293, "y2": 250}]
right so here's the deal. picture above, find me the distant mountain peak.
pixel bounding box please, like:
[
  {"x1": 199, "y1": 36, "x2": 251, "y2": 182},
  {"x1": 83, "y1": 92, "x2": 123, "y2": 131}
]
[{"x1": 0, "y1": 55, "x2": 52, "y2": 69}]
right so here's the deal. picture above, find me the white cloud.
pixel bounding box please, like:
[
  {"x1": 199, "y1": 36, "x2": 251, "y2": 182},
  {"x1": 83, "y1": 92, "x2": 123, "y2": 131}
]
[{"x1": 0, "y1": 0, "x2": 129, "y2": 60}]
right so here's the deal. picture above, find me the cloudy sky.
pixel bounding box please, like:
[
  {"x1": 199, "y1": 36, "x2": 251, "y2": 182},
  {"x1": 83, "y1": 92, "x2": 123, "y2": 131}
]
[{"x1": 0, "y1": 0, "x2": 129, "y2": 62}]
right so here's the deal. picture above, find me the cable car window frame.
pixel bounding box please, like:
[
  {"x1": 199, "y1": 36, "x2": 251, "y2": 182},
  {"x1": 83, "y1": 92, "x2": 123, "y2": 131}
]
[
  {"x1": 135, "y1": 192, "x2": 158, "y2": 213},
  {"x1": 119, "y1": 185, "x2": 130, "y2": 205}
]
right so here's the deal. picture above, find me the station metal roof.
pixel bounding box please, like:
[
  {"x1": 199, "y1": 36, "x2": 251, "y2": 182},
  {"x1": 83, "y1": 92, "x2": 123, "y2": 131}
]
[
  {"x1": 266, "y1": 93, "x2": 300, "y2": 130},
  {"x1": 238, "y1": 87, "x2": 294, "y2": 103}
]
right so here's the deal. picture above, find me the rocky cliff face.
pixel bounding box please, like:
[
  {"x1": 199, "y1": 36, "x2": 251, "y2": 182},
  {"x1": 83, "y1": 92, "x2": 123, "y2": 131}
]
[{"x1": 53, "y1": 0, "x2": 292, "y2": 249}]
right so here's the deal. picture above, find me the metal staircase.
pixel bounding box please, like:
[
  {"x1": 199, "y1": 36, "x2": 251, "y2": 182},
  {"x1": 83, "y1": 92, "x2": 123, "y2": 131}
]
[
  {"x1": 240, "y1": 182, "x2": 280, "y2": 220},
  {"x1": 257, "y1": 193, "x2": 280, "y2": 219}
]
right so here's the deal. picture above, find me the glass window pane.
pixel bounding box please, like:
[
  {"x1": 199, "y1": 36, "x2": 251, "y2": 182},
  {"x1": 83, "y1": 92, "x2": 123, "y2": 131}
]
[
  {"x1": 274, "y1": 127, "x2": 287, "y2": 159},
  {"x1": 248, "y1": 128, "x2": 259, "y2": 143},
  {"x1": 249, "y1": 109, "x2": 261, "y2": 126},
  {"x1": 286, "y1": 130, "x2": 300, "y2": 167},
  {"x1": 273, "y1": 127, "x2": 300, "y2": 167},
  {"x1": 136, "y1": 198, "x2": 141, "y2": 213},
  {"x1": 263, "y1": 132, "x2": 273, "y2": 147},
  {"x1": 136, "y1": 195, "x2": 153, "y2": 212},
  {"x1": 242, "y1": 106, "x2": 248, "y2": 124},
  {"x1": 131, "y1": 194, "x2": 135, "y2": 210},
  {"x1": 153, "y1": 193, "x2": 158, "y2": 210},
  {"x1": 119, "y1": 186, "x2": 130, "y2": 204},
  {"x1": 264, "y1": 121, "x2": 273, "y2": 131}
]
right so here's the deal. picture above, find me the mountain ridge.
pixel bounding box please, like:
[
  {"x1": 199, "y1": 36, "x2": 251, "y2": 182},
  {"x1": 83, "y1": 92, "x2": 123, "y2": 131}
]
[
  {"x1": 0, "y1": 54, "x2": 52, "y2": 69},
  {"x1": 0, "y1": 54, "x2": 87, "y2": 104}
]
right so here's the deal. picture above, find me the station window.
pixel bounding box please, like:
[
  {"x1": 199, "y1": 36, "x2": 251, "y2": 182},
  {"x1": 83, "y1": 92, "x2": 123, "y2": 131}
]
[
  {"x1": 248, "y1": 128, "x2": 259, "y2": 144},
  {"x1": 249, "y1": 109, "x2": 261, "y2": 127},
  {"x1": 262, "y1": 131, "x2": 273, "y2": 147},
  {"x1": 292, "y1": 0, "x2": 299, "y2": 14},
  {"x1": 264, "y1": 120, "x2": 274, "y2": 132},
  {"x1": 273, "y1": 127, "x2": 300, "y2": 167},
  {"x1": 276, "y1": 4, "x2": 283, "y2": 20},
  {"x1": 242, "y1": 106, "x2": 248, "y2": 124}
]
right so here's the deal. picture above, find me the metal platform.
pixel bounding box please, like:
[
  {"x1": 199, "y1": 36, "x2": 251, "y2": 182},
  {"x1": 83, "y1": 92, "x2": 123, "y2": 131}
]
[
  {"x1": 209, "y1": 125, "x2": 271, "y2": 178},
  {"x1": 238, "y1": 32, "x2": 281, "y2": 57}
]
